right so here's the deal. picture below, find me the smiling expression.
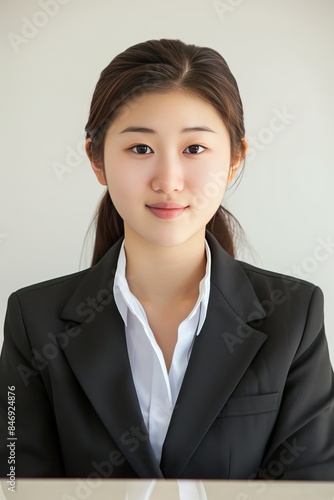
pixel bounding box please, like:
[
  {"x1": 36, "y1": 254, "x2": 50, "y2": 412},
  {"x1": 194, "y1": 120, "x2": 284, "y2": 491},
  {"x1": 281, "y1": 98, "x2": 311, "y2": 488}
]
[{"x1": 89, "y1": 89, "x2": 241, "y2": 248}]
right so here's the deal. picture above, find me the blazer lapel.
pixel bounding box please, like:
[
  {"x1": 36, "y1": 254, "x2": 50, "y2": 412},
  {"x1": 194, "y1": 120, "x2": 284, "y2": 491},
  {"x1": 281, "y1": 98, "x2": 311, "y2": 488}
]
[
  {"x1": 160, "y1": 232, "x2": 268, "y2": 477},
  {"x1": 59, "y1": 239, "x2": 163, "y2": 478}
]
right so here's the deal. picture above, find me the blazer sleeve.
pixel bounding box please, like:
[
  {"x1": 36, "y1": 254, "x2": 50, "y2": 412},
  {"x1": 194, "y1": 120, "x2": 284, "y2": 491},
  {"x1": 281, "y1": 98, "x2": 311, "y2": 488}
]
[
  {"x1": 0, "y1": 293, "x2": 64, "y2": 477},
  {"x1": 257, "y1": 286, "x2": 334, "y2": 480}
]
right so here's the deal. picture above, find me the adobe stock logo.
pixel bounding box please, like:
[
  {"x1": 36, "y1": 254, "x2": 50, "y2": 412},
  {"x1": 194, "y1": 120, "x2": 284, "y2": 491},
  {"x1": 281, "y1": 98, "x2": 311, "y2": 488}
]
[
  {"x1": 213, "y1": 0, "x2": 245, "y2": 22},
  {"x1": 247, "y1": 107, "x2": 296, "y2": 162},
  {"x1": 7, "y1": 0, "x2": 71, "y2": 54},
  {"x1": 52, "y1": 139, "x2": 87, "y2": 182},
  {"x1": 284, "y1": 236, "x2": 334, "y2": 280}
]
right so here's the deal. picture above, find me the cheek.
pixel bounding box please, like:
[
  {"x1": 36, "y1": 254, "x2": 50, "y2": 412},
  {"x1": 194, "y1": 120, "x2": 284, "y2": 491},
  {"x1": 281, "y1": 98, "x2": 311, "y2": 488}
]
[
  {"x1": 189, "y1": 162, "x2": 230, "y2": 204},
  {"x1": 104, "y1": 162, "x2": 132, "y2": 190},
  {"x1": 104, "y1": 165, "x2": 147, "y2": 214},
  {"x1": 105, "y1": 155, "x2": 150, "y2": 186}
]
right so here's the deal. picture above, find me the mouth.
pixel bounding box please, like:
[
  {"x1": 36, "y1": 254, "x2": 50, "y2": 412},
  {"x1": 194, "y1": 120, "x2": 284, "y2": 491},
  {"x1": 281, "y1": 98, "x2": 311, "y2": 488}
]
[{"x1": 146, "y1": 203, "x2": 189, "y2": 220}]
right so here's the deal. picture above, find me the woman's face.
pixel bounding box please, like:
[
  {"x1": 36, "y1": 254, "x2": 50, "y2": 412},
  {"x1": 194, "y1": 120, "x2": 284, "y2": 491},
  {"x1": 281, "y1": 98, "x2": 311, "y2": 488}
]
[{"x1": 89, "y1": 89, "x2": 240, "y2": 248}]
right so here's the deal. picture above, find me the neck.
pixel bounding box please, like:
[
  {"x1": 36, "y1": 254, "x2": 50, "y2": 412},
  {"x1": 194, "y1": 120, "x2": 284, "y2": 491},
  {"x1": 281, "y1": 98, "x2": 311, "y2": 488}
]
[{"x1": 123, "y1": 227, "x2": 207, "y2": 305}]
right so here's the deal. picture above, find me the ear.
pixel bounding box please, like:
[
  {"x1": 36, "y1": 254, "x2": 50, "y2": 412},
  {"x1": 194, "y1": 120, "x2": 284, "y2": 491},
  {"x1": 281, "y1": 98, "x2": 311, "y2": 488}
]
[
  {"x1": 85, "y1": 138, "x2": 107, "y2": 186},
  {"x1": 228, "y1": 138, "x2": 248, "y2": 183}
]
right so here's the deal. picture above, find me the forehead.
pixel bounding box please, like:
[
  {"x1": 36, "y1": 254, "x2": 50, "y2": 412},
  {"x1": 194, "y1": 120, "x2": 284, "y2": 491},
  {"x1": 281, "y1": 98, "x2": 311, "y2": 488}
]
[{"x1": 108, "y1": 89, "x2": 228, "y2": 134}]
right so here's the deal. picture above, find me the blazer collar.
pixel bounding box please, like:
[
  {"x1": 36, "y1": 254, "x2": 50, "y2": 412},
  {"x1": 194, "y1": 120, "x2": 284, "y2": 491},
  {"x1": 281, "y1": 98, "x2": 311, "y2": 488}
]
[
  {"x1": 61, "y1": 232, "x2": 265, "y2": 325},
  {"x1": 60, "y1": 232, "x2": 267, "y2": 478}
]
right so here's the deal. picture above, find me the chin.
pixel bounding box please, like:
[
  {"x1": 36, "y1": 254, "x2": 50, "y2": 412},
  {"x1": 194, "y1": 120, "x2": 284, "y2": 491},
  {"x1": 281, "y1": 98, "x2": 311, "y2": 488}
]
[{"x1": 142, "y1": 227, "x2": 203, "y2": 249}]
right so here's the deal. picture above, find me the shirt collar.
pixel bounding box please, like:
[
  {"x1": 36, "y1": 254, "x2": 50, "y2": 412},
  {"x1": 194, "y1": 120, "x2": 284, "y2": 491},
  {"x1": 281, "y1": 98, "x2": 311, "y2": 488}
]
[{"x1": 113, "y1": 239, "x2": 211, "y2": 334}]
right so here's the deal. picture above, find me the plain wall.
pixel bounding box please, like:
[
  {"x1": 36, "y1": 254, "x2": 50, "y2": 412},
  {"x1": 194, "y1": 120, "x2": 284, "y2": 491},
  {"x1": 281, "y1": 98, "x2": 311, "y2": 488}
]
[{"x1": 0, "y1": 0, "x2": 333, "y2": 362}]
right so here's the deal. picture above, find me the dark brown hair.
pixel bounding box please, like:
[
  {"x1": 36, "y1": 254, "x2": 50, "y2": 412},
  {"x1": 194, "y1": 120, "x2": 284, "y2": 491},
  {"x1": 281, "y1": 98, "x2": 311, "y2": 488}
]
[{"x1": 85, "y1": 39, "x2": 246, "y2": 265}]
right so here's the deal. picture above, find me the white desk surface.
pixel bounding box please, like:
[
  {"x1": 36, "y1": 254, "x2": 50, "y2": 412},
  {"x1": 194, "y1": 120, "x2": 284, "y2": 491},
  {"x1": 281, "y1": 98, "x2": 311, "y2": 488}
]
[{"x1": 1, "y1": 479, "x2": 334, "y2": 500}]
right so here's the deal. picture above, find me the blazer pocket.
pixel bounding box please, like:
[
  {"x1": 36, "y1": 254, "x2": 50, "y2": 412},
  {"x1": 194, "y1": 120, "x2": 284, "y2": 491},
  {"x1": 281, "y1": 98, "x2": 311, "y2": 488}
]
[{"x1": 217, "y1": 392, "x2": 280, "y2": 418}]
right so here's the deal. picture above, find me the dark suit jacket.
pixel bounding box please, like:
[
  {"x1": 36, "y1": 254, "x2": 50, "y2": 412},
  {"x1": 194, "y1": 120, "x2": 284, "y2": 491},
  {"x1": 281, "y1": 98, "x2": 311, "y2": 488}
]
[{"x1": 1, "y1": 232, "x2": 334, "y2": 479}]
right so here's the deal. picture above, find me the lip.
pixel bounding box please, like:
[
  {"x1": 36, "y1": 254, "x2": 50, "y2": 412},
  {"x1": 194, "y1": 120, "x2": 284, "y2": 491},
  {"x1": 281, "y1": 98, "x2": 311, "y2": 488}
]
[
  {"x1": 146, "y1": 203, "x2": 188, "y2": 220},
  {"x1": 147, "y1": 202, "x2": 188, "y2": 209}
]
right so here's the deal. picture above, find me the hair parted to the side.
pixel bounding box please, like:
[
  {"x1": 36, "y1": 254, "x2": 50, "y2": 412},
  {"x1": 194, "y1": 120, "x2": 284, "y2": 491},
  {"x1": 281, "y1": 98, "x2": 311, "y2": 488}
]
[{"x1": 85, "y1": 38, "x2": 247, "y2": 265}]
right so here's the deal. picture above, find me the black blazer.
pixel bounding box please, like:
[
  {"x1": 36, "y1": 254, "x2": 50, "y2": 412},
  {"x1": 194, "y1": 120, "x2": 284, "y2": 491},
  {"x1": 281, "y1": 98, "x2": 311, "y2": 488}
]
[{"x1": 1, "y1": 233, "x2": 334, "y2": 479}]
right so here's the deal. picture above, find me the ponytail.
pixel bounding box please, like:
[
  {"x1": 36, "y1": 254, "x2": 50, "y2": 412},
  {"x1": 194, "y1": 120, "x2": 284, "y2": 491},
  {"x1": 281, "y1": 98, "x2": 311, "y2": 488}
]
[
  {"x1": 206, "y1": 206, "x2": 241, "y2": 258},
  {"x1": 91, "y1": 191, "x2": 124, "y2": 266}
]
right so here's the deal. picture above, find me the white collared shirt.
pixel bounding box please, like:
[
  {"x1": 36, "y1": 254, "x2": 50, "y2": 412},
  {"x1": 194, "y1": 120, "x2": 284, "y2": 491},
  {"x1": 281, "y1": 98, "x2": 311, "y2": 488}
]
[{"x1": 113, "y1": 240, "x2": 211, "y2": 464}]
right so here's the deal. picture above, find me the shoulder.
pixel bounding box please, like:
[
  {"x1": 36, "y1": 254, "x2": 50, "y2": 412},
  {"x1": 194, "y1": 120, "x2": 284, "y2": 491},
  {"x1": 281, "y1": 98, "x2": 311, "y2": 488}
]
[
  {"x1": 11, "y1": 269, "x2": 90, "y2": 303},
  {"x1": 5, "y1": 269, "x2": 92, "y2": 331},
  {"x1": 5, "y1": 238, "x2": 123, "y2": 332},
  {"x1": 7, "y1": 238, "x2": 123, "y2": 311},
  {"x1": 206, "y1": 231, "x2": 323, "y2": 312},
  {"x1": 238, "y1": 259, "x2": 321, "y2": 300},
  {"x1": 237, "y1": 260, "x2": 325, "y2": 347}
]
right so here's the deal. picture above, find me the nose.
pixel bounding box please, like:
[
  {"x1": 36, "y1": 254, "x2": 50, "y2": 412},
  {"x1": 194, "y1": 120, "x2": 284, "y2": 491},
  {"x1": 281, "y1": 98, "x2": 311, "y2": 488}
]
[{"x1": 151, "y1": 153, "x2": 184, "y2": 194}]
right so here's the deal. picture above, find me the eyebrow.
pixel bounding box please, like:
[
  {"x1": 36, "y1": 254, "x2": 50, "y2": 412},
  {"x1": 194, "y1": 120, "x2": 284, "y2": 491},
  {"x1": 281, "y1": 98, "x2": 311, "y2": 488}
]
[{"x1": 119, "y1": 126, "x2": 216, "y2": 134}]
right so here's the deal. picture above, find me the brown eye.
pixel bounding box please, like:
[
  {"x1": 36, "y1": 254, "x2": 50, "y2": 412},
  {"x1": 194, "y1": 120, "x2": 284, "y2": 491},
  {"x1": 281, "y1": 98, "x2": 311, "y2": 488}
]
[
  {"x1": 131, "y1": 144, "x2": 153, "y2": 154},
  {"x1": 184, "y1": 145, "x2": 206, "y2": 154}
]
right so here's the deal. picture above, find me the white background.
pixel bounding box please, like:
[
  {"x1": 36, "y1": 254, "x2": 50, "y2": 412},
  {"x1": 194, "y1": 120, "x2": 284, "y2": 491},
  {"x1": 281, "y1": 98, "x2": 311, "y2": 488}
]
[{"x1": 0, "y1": 0, "x2": 333, "y2": 362}]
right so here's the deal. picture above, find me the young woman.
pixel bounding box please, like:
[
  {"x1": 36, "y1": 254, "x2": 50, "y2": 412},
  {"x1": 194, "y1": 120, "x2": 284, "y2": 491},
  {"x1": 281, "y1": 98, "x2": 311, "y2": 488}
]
[{"x1": 1, "y1": 39, "x2": 333, "y2": 480}]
